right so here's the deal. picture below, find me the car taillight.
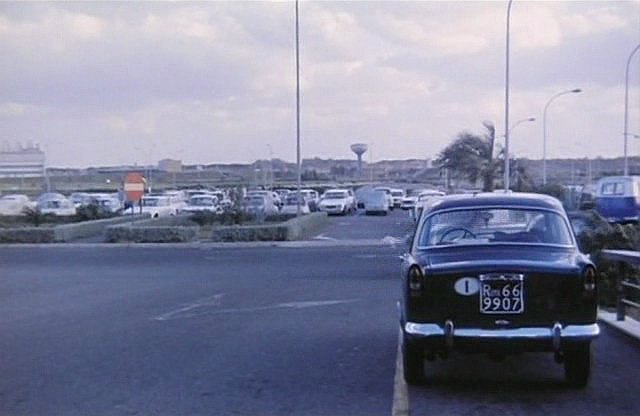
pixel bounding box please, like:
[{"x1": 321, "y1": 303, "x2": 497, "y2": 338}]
[
  {"x1": 583, "y1": 267, "x2": 596, "y2": 292},
  {"x1": 408, "y1": 266, "x2": 423, "y2": 293}
]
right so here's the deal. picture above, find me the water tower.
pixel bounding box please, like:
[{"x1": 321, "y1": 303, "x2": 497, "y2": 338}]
[{"x1": 350, "y1": 143, "x2": 368, "y2": 175}]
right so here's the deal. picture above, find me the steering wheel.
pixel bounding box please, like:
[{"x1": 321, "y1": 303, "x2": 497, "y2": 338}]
[{"x1": 439, "y1": 227, "x2": 476, "y2": 243}]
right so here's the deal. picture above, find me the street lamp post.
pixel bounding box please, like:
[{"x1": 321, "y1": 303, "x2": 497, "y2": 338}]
[
  {"x1": 504, "y1": 0, "x2": 513, "y2": 191},
  {"x1": 266, "y1": 144, "x2": 274, "y2": 189},
  {"x1": 295, "y1": 0, "x2": 301, "y2": 217},
  {"x1": 542, "y1": 88, "x2": 582, "y2": 185},
  {"x1": 623, "y1": 43, "x2": 640, "y2": 176}
]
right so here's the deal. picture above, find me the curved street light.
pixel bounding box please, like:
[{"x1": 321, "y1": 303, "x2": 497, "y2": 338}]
[
  {"x1": 542, "y1": 88, "x2": 582, "y2": 185},
  {"x1": 623, "y1": 43, "x2": 640, "y2": 176},
  {"x1": 509, "y1": 116, "x2": 536, "y2": 135}
]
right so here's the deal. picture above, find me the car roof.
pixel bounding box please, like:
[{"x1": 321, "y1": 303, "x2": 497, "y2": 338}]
[{"x1": 426, "y1": 192, "x2": 564, "y2": 213}]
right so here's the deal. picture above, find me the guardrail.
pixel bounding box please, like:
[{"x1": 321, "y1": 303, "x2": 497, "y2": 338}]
[{"x1": 601, "y1": 249, "x2": 640, "y2": 321}]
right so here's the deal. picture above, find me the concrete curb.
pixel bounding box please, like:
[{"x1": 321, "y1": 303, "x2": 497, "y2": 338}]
[
  {"x1": 0, "y1": 239, "x2": 395, "y2": 250},
  {"x1": 597, "y1": 310, "x2": 640, "y2": 343}
]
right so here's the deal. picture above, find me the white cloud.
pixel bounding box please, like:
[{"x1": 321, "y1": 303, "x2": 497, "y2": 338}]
[
  {"x1": 140, "y1": 9, "x2": 218, "y2": 42},
  {"x1": 511, "y1": 4, "x2": 563, "y2": 50},
  {"x1": 0, "y1": 102, "x2": 28, "y2": 117},
  {"x1": 560, "y1": 5, "x2": 630, "y2": 37}
]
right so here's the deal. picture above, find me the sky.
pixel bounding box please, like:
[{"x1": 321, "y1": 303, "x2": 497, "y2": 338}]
[{"x1": 0, "y1": 0, "x2": 639, "y2": 168}]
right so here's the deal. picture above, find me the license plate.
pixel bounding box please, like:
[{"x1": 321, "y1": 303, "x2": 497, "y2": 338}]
[{"x1": 479, "y1": 274, "x2": 524, "y2": 314}]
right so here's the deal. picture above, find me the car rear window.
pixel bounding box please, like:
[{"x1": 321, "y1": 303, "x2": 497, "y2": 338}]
[{"x1": 418, "y1": 208, "x2": 573, "y2": 247}]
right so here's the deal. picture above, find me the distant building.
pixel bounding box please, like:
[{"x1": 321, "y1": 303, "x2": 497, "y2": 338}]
[
  {"x1": 0, "y1": 144, "x2": 45, "y2": 178},
  {"x1": 158, "y1": 159, "x2": 182, "y2": 173}
]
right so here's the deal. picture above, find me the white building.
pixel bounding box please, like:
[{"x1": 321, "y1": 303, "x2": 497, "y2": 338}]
[
  {"x1": 0, "y1": 144, "x2": 45, "y2": 178},
  {"x1": 158, "y1": 158, "x2": 182, "y2": 173}
]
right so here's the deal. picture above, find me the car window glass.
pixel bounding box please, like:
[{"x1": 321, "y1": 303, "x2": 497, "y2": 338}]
[{"x1": 419, "y1": 208, "x2": 572, "y2": 247}]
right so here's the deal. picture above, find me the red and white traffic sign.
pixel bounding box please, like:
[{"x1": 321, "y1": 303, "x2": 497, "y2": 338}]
[{"x1": 124, "y1": 172, "x2": 145, "y2": 202}]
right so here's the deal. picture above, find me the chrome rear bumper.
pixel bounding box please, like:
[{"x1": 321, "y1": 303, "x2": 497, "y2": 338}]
[{"x1": 405, "y1": 321, "x2": 600, "y2": 351}]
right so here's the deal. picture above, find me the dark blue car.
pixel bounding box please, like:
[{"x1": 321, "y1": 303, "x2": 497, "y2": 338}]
[{"x1": 400, "y1": 192, "x2": 599, "y2": 387}]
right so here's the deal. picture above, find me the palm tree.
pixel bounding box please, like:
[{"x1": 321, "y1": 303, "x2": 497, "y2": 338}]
[{"x1": 436, "y1": 122, "x2": 498, "y2": 192}]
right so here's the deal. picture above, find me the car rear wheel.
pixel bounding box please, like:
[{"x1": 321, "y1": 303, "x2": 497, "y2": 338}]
[
  {"x1": 564, "y1": 343, "x2": 591, "y2": 387},
  {"x1": 402, "y1": 336, "x2": 425, "y2": 385}
]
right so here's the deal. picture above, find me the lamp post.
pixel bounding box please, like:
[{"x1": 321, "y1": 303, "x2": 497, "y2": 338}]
[
  {"x1": 504, "y1": 0, "x2": 513, "y2": 191},
  {"x1": 509, "y1": 116, "x2": 536, "y2": 135},
  {"x1": 295, "y1": 0, "x2": 301, "y2": 217},
  {"x1": 266, "y1": 144, "x2": 274, "y2": 189},
  {"x1": 542, "y1": 88, "x2": 582, "y2": 185},
  {"x1": 623, "y1": 43, "x2": 640, "y2": 176}
]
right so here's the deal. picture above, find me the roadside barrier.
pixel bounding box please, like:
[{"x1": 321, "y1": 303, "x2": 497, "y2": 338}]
[{"x1": 602, "y1": 250, "x2": 640, "y2": 320}]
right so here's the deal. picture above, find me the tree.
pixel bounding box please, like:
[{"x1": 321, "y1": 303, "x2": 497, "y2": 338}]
[
  {"x1": 436, "y1": 122, "x2": 498, "y2": 192},
  {"x1": 510, "y1": 160, "x2": 536, "y2": 192}
]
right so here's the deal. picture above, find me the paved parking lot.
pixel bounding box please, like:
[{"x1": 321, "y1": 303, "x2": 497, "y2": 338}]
[{"x1": 313, "y1": 208, "x2": 414, "y2": 242}]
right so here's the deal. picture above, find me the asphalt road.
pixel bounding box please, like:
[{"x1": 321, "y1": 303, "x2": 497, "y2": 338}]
[
  {"x1": 1, "y1": 211, "x2": 640, "y2": 416},
  {"x1": 0, "y1": 245, "x2": 401, "y2": 416},
  {"x1": 313, "y1": 208, "x2": 415, "y2": 242}
]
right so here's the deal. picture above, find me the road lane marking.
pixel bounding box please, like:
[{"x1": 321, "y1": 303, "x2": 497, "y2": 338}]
[
  {"x1": 352, "y1": 254, "x2": 379, "y2": 259},
  {"x1": 382, "y1": 236, "x2": 404, "y2": 246},
  {"x1": 154, "y1": 298, "x2": 359, "y2": 321},
  {"x1": 392, "y1": 329, "x2": 410, "y2": 416},
  {"x1": 276, "y1": 300, "x2": 358, "y2": 308},
  {"x1": 313, "y1": 233, "x2": 337, "y2": 241},
  {"x1": 153, "y1": 294, "x2": 224, "y2": 321}
]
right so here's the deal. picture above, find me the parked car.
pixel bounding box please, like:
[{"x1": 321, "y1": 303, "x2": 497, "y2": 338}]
[
  {"x1": 578, "y1": 184, "x2": 596, "y2": 210},
  {"x1": 280, "y1": 194, "x2": 311, "y2": 215},
  {"x1": 354, "y1": 186, "x2": 375, "y2": 209},
  {"x1": 163, "y1": 190, "x2": 189, "y2": 202},
  {"x1": 318, "y1": 189, "x2": 355, "y2": 215},
  {"x1": 274, "y1": 189, "x2": 290, "y2": 200},
  {"x1": 412, "y1": 194, "x2": 446, "y2": 223},
  {"x1": 401, "y1": 189, "x2": 427, "y2": 211},
  {"x1": 247, "y1": 190, "x2": 279, "y2": 209},
  {"x1": 37, "y1": 194, "x2": 76, "y2": 216},
  {"x1": 181, "y1": 195, "x2": 222, "y2": 214},
  {"x1": 163, "y1": 190, "x2": 188, "y2": 214},
  {"x1": 374, "y1": 187, "x2": 394, "y2": 210},
  {"x1": 0, "y1": 194, "x2": 34, "y2": 215},
  {"x1": 94, "y1": 194, "x2": 123, "y2": 214},
  {"x1": 69, "y1": 192, "x2": 97, "y2": 208},
  {"x1": 209, "y1": 190, "x2": 231, "y2": 209},
  {"x1": 363, "y1": 191, "x2": 389, "y2": 216},
  {"x1": 413, "y1": 190, "x2": 446, "y2": 221},
  {"x1": 391, "y1": 188, "x2": 405, "y2": 208},
  {"x1": 300, "y1": 189, "x2": 320, "y2": 211},
  {"x1": 594, "y1": 176, "x2": 640, "y2": 223},
  {"x1": 243, "y1": 195, "x2": 279, "y2": 217},
  {"x1": 400, "y1": 192, "x2": 599, "y2": 387},
  {"x1": 37, "y1": 192, "x2": 66, "y2": 204},
  {"x1": 140, "y1": 196, "x2": 175, "y2": 218}
]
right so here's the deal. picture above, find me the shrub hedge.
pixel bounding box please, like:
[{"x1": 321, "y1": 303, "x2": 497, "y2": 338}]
[{"x1": 575, "y1": 210, "x2": 640, "y2": 306}]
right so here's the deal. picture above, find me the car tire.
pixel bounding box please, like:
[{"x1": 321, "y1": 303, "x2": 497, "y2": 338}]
[
  {"x1": 564, "y1": 343, "x2": 591, "y2": 387},
  {"x1": 402, "y1": 335, "x2": 425, "y2": 385}
]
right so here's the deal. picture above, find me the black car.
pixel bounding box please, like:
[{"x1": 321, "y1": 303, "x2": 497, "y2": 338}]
[{"x1": 400, "y1": 192, "x2": 599, "y2": 387}]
